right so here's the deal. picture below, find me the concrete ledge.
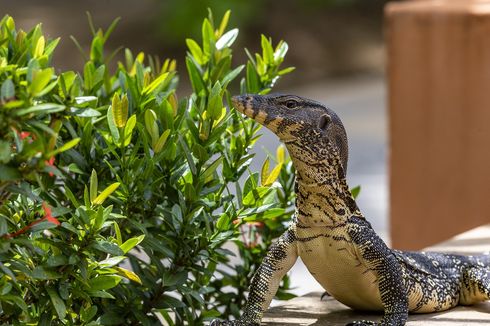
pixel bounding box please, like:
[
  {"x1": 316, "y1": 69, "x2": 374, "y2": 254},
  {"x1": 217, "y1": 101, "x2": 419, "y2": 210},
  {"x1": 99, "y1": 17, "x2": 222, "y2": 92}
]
[{"x1": 263, "y1": 225, "x2": 490, "y2": 325}]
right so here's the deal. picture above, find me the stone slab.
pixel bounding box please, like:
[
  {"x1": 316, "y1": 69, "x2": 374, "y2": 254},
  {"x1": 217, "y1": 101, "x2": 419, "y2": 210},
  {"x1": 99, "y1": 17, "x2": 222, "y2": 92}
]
[{"x1": 262, "y1": 225, "x2": 490, "y2": 325}]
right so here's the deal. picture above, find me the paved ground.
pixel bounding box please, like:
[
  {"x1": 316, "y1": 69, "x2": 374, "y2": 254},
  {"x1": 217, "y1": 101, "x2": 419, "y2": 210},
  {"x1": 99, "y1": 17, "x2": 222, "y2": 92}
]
[{"x1": 249, "y1": 75, "x2": 387, "y2": 297}]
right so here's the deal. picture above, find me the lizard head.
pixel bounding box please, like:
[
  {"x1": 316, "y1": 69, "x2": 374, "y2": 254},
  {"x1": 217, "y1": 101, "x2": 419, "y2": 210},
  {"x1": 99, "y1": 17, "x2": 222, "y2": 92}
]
[{"x1": 232, "y1": 94, "x2": 349, "y2": 174}]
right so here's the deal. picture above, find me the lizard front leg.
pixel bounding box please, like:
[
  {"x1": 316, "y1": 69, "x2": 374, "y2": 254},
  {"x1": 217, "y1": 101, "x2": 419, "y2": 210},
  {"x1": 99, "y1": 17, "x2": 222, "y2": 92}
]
[
  {"x1": 211, "y1": 228, "x2": 298, "y2": 325},
  {"x1": 347, "y1": 216, "x2": 408, "y2": 326}
]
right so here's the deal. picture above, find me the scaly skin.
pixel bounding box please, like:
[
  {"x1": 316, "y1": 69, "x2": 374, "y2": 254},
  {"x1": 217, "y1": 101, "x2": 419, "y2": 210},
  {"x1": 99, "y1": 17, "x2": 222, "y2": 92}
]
[{"x1": 211, "y1": 94, "x2": 490, "y2": 326}]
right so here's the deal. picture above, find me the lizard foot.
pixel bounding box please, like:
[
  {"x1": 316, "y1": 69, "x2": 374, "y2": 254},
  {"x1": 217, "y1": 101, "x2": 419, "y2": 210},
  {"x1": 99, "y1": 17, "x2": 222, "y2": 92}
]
[
  {"x1": 210, "y1": 319, "x2": 259, "y2": 326},
  {"x1": 345, "y1": 320, "x2": 377, "y2": 326}
]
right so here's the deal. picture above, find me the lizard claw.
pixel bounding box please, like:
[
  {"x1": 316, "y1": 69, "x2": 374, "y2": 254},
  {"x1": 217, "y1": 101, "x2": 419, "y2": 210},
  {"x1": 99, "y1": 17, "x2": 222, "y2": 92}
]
[
  {"x1": 210, "y1": 319, "x2": 259, "y2": 326},
  {"x1": 346, "y1": 321, "x2": 377, "y2": 326}
]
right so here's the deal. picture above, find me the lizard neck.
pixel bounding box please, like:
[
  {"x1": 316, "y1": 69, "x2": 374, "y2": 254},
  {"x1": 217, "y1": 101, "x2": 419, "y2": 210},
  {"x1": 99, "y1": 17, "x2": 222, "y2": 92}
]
[{"x1": 287, "y1": 142, "x2": 363, "y2": 227}]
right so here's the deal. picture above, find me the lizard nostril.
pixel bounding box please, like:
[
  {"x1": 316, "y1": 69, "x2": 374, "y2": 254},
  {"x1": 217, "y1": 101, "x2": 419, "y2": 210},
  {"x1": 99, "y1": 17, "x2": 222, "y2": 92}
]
[{"x1": 246, "y1": 96, "x2": 252, "y2": 101}]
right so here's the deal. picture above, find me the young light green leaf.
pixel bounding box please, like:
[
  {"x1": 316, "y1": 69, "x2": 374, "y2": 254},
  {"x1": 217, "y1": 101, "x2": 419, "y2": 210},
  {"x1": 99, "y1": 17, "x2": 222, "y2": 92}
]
[
  {"x1": 123, "y1": 115, "x2": 136, "y2": 147},
  {"x1": 90, "y1": 169, "x2": 98, "y2": 204},
  {"x1": 114, "y1": 267, "x2": 142, "y2": 284},
  {"x1": 14, "y1": 103, "x2": 65, "y2": 116},
  {"x1": 186, "y1": 57, "x2": 205, "y2": 94},
  {"x1": 48, "y1": 138, "x2": 80, "y2": 157},
  {"x1": 202, "y1": 18, "x2": 215, "y2": 57},
  {"x1": 276, "y1": 145, "x2": 285, "y2": 164},
  {"x1": 99, "y1": 256, "x2": 126, "y2": 268},
  {"x1": 142, "y1": 72, "x2": 169, "y2": 95},
  {"x1": 106, "y1": 104, "x2": 120, "y2": 143},
  {"x1": 34, "y1": 35, "x2": 45, "y2": 58},
  {"x1": 261, "y1": 35, "x2": 274, "y2": 65},
  {"x1": 274, "y1": 41, "x2": 289, "y2": 62},
  {"x1": 217, "y1": 10, "x2": 231, "y2": 38},
  {"x1": 264, "y1": 163, "x2": 282, "y2": 186},
  {"x1": 144, "y1": 109, "x2": 159, "y2": 146},
  {"x1": 216, "y1": 28, "x2": 238, "y2": 50},
  {"x1": 221, "y1": 65, "x2": 244, "y2": 86},
  {"x1": 92, "y1": 182, "x2": 120, "y2": 205},
  {"x1": 186, "y1": 39, "x2": 205, "y2": 65},
  {"x1": 350, "y1": 185, "x2": 361, "y2": 199},
  {"x1": 111, "y1": 93, "x2": 128, "y2": 128},
  {"x1": 29, "y1": 68, "x2": 53, "y2": 96},
  {"x1": 120, "y1": 234, "x2": 145, "y2": 254},
  {"x1": 261, "y1": 157, "x2": 270, "y2": 186},
  {"x1": 87, "y1": 275, "x2": 122, "y2": 291},
  {"x1": 153, "y1": 129, "x2": 171, "y2": 153}
]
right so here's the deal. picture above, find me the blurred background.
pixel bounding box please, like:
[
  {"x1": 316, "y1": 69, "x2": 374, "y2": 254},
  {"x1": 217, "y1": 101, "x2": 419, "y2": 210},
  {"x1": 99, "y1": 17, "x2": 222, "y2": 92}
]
[{"x1": 1, "y1": 0, "x2": 390, "y2": 296}]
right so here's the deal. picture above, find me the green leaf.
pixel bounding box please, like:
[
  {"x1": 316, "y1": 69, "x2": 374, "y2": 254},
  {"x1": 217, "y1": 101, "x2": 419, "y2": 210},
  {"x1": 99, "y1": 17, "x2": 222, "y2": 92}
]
[
  {"x1": 111, "y1": 93, "x2": 128, "y2": 128},
  {"x1": 144, "y1": 109, "x2": 159, "y2": 146},
  {"x1": 221, "y1": 65, "x2": 244, "y2": 86},
  {"x1": 80, "y1": 305, "x2": 97, "y2": 323},
  {"x1": 99, "y1": 311, "x2": 125, "y2": 325},
  {"x1": 276, "y1": 145, "x2": 286, "y2": 164},
  {"x1": 153, "y1": 129, "x2": 171, "y2": 153},
  {"x1": 243, "y1": 186, "x2": 271, "y2": 206},
  {"x1": 123, "y1": 115, "x2": 136, "y2": 147},
  {"x1": 265, "y1": 163, "x2": 282, "y2": 186},
  {"x1": 186, "y1": 57, "x2": 205, "y2": 95},
  {"x1": 92, "y1": 182, "x2": 120, "y2": 205},
  {"x1": 1, "y1": 78, "x2": 14, "y2": 99},
  {"x1": 246, "y1": 62, "x2": 259, "y2": 93},
  {"x1": 202, "y1": 18, "x2": 215, "y2": 57},
  {"x1": 207, "y1": 82, "x2": 222, "y2": 120},
  {"x1": 274, "y1": 40, "x2": 289, "y2": 62},
  {"x1": 47, "y1": 287, "x2": 66, "y2": 320},
  {"x1": 92, "y1": 240, "x2": 124, "y2": 256},
  {"x1": 106, "y1": 104, "x2": 120, "y2": 143},
  {"x1": 142, "y1": 72, "x2": 169, "y2": 95},
  {"x1": 0, "y1": 295, "x2": 28, "y2": 312},
  {"x1": 14, "y1": 103, "x2": 65, "y2": 116},
  {"x1": 87, "y1": 275, "x2": 122, "y2": 291},
  {"x1": 202, "y1": 157, "x2": 222, "y2": 180},
  {"x1": 99, "y1": 256, "x2": 126, "y2": 268},
  {"x1": 261, "y1": 157, "x2": 270, "y2": 186},
  {"x1": 278, "y1": 66, "x2": 295, "y2": 76},
  {"x1": 114, "y1": 266, "x2": 142, "y2": 284},
  {"x1": 0, "y1": 165, "x2": 21, "y2": 181},
  {"x1": 46, "y1": 255, "x2": 68, "y2": 267},
  {"x1": 32, "y1": 266, "x2": 62, "y2": 280},
  {"x1": 87, "y1": 290, "x2": 115, "y2": 299},
  {"x1": 0, "y1": 140, "x2": 11, "y2": 164},
  {"x1": 29, "y1": 68, "x2": 53, "y2": 96},
  {"x1": 350, "y1": 185, "x2": 361, "y2": 199},
  {"x1": 48, "y1": 138, "x2": 80, "y2": 157},
  {"x1": 217, "y1": 10, "x2": 231, "y2": 37},
  {"x1": 261, "y1": 35, "x2": 274, "y2": 64},
  {"x1": 216, "y1": 28, "x2": 238, "y2": 50},
  {"x1": 216, "y1": 213, "x2": 231, "y2": 231},
  {"x1": 186, "y1": 39, "x2": 205, "y2": 65},
  {"x1": 90, "y1": 169, "x2": 98, "y2": 204},
  {"x1": 179, "y1": 136, "x2": 197, "y2": 175},
  {"x1": 120, "y1": 234, "x2": 145, "y2": 253},
  {"x1": 34, "y1": 36, "x2": 45, "y2": 58}
]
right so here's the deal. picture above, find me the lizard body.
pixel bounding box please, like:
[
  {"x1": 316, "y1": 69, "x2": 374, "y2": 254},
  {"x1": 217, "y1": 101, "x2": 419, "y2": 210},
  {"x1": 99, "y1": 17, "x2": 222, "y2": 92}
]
[{"x1": 211, "y1": 94, "x2": 490, "y2": 326}]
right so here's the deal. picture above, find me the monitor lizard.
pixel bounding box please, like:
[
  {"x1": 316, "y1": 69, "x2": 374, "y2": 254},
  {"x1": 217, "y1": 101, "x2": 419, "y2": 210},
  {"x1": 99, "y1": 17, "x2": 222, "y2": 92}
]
[{"x1": 211, "y1": 94, "x2": 490, "y2": 326}]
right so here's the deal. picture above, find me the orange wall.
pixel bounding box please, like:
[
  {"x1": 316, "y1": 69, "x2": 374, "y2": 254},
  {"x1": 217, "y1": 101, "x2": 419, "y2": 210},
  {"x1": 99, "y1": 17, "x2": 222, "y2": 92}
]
[{"x1": 386, "y1": 0, "x2": 490, "y2": 250}]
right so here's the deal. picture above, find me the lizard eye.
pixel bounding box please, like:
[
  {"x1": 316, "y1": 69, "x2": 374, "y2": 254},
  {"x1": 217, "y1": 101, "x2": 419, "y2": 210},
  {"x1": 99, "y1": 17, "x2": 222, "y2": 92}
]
[{"x1": 285, "y1": 100, "x2": 298, "y2": 109}]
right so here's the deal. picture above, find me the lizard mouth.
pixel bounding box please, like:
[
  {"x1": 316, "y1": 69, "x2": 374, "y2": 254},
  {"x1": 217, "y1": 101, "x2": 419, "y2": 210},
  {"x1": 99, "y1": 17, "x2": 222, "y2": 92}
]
[
  {"x1": 231, "y1": 95, "x2": 256, "y2": 119},
  {"x1": 231, "y1": 94, "x2": 273, "y2": 127}
]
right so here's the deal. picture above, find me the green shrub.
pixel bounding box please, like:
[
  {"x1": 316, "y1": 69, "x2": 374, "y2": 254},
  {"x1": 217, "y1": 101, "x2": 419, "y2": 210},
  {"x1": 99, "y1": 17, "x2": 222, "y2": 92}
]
[{"x1": 0, "y1": 11, "x2": 295, "y2": 325}]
